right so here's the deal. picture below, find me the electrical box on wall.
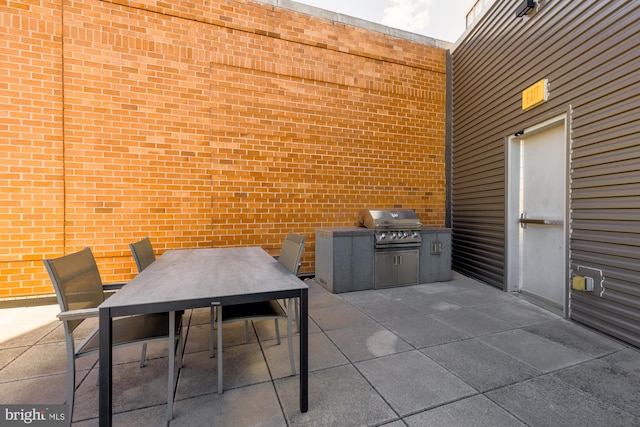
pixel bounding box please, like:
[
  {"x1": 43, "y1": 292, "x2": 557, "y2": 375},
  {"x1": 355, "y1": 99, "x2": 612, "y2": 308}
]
[
  {"x1": 430, "y1": 241, "x2": 442, "y2": 255},
  {"x1": 585, "y1": 277, "x2": 595, "y2": 292},
  {"x1": 572, "y1": 276, "x2": 594, "y2": 292},
  {"x1": 573, "y1": 266, "x2": 605, "y2": 296}
]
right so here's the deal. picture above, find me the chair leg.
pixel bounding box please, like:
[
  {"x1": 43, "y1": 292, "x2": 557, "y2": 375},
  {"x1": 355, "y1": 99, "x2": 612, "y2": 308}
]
[
  {"x1": 64, "y1": 331, "x2": 76, "y2": 416},
  {"x1": 274, "y1": 319, "x2": 281, "y2": 345},
  {"x1": 139, "y1": 343, "x2": 148, "y2": 368},
  {"x1": 67, "y1": 361, "x2": 76, "y2": 417},
  {"x1": 68, "y1": 363, "x2": 75, "y2": 416},
  {"x1": 285, "y1": 298, "x2": 300, "y2": 333},
  {"x1": 177, "y1": 314, "x2": 185, "y2": 369}
]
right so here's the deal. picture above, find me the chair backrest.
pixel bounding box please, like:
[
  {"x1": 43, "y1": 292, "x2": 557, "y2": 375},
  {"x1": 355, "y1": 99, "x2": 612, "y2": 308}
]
[
  {"x1": 278, "y1": 232, "x2": 306, "y2": 275},
  {"x1": 129, "y1": 237, "x2": 155, "y2": 273},
  {"x1": 43, "y1": 247, "x2": 105, "y2": 332}
]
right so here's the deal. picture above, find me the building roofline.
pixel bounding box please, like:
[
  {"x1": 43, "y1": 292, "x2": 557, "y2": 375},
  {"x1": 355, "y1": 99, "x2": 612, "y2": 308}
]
[
  {"x1": 452, "y1": 0, "x2": 497, "y2": 52},
  {"x1": 254, "y1": 0, "x2": 453, "y2": 49}
]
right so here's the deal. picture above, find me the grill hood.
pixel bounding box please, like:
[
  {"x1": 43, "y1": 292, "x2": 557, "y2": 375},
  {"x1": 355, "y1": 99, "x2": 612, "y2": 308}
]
[{"x1": 357, "y1": 209, "x2": 422, "y2": 230}]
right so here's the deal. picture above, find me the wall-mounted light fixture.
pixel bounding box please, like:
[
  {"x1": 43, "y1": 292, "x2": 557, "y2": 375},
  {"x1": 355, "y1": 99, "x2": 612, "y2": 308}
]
[{"x1": 515, "y1": 0, "x2": 536, "y2": 18}]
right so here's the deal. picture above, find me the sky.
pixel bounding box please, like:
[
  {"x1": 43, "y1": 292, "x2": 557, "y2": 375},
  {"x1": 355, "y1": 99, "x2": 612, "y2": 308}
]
[{"x1": 292, "y1": 0, "x2": 474, "y2": 43}]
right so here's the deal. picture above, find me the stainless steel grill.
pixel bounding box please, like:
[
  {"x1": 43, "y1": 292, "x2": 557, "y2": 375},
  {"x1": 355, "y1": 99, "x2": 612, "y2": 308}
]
[
  {"x1": 357, "y1": 208, "x2": 422, "y2": 248},
  {"x1": 357, "y1": 208, "x2": 422, "y2": 289}
]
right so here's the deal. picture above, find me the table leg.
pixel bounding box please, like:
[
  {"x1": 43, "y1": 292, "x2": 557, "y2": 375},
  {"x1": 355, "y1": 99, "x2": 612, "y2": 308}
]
[
  {"x1": 217, "y1": 305, "x2": 223, "y2": 393},
  {"x1": 167, "y1": 311, "x2": 175, "y2": 422},
  {"x1": 99, "y1": 308, "x2": 113, "y2": 426},
  {"x1": 300, "y1": 288, "x2": 308, "y2": 412}
]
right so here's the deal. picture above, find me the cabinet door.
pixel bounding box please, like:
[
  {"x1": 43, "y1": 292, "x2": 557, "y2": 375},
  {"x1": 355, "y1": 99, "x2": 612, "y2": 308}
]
[
  {"x1": 375, "y1": 252, "x2": 397, "y2": 289},
  {"x1": 396, "y1": 250, "x2": 419, "y2": 286}
]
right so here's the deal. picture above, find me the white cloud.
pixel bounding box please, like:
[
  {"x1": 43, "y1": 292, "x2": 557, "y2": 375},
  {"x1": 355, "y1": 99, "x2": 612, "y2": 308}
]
[{"x1": 381, "y1": 0, "x2": 434, "y2": 33}]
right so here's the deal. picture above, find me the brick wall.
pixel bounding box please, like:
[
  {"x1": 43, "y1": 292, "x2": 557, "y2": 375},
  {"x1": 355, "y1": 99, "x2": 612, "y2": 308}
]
[
  {"x1": 1, "y1": 0, "x2": 64, "y2": 297},
  {"x1": 0, "y1": 0, "x2": 447, "y2": 298}
]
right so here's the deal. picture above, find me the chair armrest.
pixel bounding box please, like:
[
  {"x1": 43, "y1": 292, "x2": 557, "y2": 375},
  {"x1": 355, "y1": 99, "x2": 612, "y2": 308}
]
[
  {"x1": 103, "y1": 282, "x2": 127, "y2": 291},
  {"x1": 57, "y1": 308, "x2": 99, "y2": 321}
]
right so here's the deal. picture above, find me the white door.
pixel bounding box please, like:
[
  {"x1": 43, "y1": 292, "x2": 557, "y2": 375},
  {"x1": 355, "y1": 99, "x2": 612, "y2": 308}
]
[{"x1": 507, "y1": 118, "x2": 567, "y2": 312}]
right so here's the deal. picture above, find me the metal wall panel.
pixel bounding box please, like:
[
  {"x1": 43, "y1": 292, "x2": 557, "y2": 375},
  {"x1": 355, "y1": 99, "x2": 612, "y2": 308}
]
[{"x1": 451, "y1": 1, "x2": 640, "y2": 346}]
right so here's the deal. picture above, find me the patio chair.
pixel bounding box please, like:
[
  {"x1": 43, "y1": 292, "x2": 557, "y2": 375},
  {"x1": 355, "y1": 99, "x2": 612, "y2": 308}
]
[
  {"x1": 129, "y1": 237, "x2": 156, "y2": 273},
  {"x1": 43, "y1": 247, "x2": 183, "y2": 415},
  {"x1": 277, "y1": 232, "x2": 306, "y2": 331},
  {"x1": 129, "y1": 237, "x2": 166, "y2": 366},
  {"x1": 210, "y1": 233, "x2": 305, "y2": 391},
  {"x1": 129, "y1": 237, "x2": 187, "y2": 367}
]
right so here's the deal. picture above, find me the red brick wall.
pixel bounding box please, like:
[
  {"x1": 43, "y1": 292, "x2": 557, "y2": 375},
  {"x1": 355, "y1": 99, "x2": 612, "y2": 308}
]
[
  {"x1": 0, "y1": 0, "x2": 64, "y2": 297},
  {"x1": 0, "y1": 0, "x2": 447, "y2": 298}
]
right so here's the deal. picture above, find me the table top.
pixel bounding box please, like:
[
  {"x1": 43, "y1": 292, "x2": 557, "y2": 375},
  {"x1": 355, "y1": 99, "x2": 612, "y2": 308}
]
[{"x1": 100, "y1": 246, "x2": 307, "y2": 311}]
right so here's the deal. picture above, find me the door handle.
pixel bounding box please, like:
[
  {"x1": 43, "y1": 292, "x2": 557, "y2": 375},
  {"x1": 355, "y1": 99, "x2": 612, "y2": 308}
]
[{"x1": 520, "y1": 213, "x2": 563, "y2": 228}]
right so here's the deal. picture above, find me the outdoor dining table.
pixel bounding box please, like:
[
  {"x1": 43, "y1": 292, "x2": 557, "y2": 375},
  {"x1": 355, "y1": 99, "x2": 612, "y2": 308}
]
[{"x1": 98, "y1": 246, "x2": 309, "y2": 426}]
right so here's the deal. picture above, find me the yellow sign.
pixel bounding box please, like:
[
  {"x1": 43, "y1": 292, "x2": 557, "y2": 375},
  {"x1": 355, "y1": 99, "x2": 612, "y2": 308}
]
[{"x1": 522, "y1": 79, "x2": 548, "y2": 110}]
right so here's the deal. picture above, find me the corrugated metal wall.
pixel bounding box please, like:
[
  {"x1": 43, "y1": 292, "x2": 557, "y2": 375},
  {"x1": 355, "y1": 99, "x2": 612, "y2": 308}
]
[{"x1": 451, "y1": 0, "x2": 640, "y2": 346}]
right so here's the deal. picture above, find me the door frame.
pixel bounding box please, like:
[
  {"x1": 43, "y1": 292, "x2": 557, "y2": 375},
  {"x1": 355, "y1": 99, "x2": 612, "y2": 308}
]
[{"x1": 505, "y1": 113, "x2": 570, "y2": 317}]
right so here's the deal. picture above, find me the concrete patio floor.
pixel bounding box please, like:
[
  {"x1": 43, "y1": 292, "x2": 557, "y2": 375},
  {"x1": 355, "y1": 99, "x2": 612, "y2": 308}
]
[{"x1": 2, "y1": 272, "x2": 640, "y2": 426}]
